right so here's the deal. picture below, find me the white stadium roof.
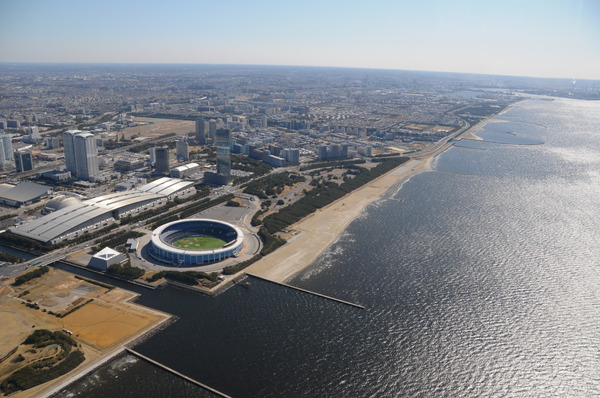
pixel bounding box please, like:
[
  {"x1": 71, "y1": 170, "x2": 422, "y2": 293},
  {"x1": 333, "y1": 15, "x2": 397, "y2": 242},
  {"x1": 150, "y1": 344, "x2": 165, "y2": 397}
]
[
  {"x1": 0, "y1": 182, "x2": 52, "y2": 203},
  {"x1": 138, "y1": 177, "x2": 195, "y2": 196},
  {"x1": 84, "y1": 190, "x2": 164, "y2": 210},
  {"x1": 11, "y1": 178, "x2": 194, "y2": 243},
  {"x1": 14, "y1": 203, "x2": 113, "y2": 242},
  {"x1": 171, "y1": 163, "x2": 200, "y2": 172}
]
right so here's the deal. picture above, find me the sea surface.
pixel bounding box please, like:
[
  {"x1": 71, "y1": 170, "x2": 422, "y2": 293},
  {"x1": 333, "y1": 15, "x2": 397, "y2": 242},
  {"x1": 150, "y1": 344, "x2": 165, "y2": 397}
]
[{"x1": 54, "y1": 97, "x2": 600, "y2": 397}]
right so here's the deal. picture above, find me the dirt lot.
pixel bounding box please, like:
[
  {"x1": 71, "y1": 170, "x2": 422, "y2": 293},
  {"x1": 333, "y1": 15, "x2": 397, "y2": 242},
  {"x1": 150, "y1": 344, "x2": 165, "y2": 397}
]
[
  {"x1": 62, "y1": 301, "x2": 160, "y2": 349},
  {"x1": 0, "y1": 268, "x2": 170, "y2": 396},
  {"x1": 0, "y1": 293, "x2": 63, "y2": 358},
  {"x1": 119, "y1": 117, "x2": 193, "y2": 140}
]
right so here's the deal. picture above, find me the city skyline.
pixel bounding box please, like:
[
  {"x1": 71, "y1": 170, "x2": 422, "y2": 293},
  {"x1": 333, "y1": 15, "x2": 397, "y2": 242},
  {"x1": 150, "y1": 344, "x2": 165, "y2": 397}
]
[{"x1": 0, "y1": 0, "x2": 599, "y2": 80}]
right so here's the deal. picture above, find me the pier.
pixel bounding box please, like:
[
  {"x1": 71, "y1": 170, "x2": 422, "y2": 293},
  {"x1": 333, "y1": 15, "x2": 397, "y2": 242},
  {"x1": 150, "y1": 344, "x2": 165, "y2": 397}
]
[
  {"x1": 125, "y1": 348, "x2": 232, "y2": 398},
  {"x1": 246, "y1": 273, "x2": 365, "y2": 309}
]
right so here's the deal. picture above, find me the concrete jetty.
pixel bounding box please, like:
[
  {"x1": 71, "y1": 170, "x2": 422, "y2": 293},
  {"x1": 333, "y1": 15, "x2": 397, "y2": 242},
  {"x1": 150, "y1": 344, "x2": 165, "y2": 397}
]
[
  {"x1": 125, "y1": 348, "x2": 232, "y2": 398},
  {"x1": 246, "y1": 273, "x2": 365, "y2": 309}
]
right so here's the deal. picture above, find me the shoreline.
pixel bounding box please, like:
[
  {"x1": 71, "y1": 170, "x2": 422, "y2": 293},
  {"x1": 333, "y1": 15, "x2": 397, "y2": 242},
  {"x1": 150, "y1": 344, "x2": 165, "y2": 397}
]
[
  {"x1": 3, "y1": 103, "x2": 517, "y2": 397},
  {"x1": 245, "y1": 157, "x2": 430, "y2": 283},
  {"x1": 245, "y1": 105, "x2": 513, "y2": 283}
]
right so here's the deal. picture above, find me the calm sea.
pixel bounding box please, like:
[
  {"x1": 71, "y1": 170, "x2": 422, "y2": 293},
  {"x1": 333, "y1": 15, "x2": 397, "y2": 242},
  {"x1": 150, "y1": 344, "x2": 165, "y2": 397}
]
[{"x1": 54, "y1": 97, "x2": 600, "y2": 397}]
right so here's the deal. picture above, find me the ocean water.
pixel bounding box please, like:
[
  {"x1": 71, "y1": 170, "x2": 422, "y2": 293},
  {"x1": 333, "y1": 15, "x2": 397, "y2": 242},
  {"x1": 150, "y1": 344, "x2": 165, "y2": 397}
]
[{"x1": 55, "y1": 97, "x2": 600, "y2": 397}]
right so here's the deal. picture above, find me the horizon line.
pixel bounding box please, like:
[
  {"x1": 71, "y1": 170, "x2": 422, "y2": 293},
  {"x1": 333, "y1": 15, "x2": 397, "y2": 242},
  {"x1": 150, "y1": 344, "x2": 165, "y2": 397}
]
[{"x1": 0, "y1": 61, "x2": 597, "y2": 83}]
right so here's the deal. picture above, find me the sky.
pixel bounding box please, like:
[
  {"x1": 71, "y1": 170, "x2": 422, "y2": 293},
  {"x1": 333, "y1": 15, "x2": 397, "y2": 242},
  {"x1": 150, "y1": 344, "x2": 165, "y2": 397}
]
[{"x1": 0, "y1": 0, "x2": 599, "y2": 80}]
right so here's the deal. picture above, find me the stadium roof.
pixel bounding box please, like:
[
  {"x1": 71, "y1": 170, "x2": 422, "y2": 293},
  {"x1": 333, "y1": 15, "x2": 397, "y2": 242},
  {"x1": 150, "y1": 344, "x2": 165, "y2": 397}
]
[
  {"x1": 0, "y1": 182, "x2": 52, "y2": 203},
  {"x1": 172, "y1": 163, "x2": 200, "y2": 172},
  {"x1": 14, "y1": 203, "x2": 113, "y2": 242},
  {"x1": 85, "y1": 190, "x2": 164, "y2": 210},
  {"x1": 10, "y1": 177, "x2": 195, "y2": 243},
  {"x1": 0, "y1": 184, "x2": 14, "y2": 194},
  {"x1": 138, "y1": 177, "x2": 194, "y2": 196}
]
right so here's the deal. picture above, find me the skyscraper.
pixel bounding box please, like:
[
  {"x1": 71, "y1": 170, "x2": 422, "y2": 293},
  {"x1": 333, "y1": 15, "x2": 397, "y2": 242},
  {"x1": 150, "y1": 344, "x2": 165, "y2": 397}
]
[
  {"x1": 62, "y1": 130, "x2": 79, "y2": 175},
  {"x1": 195, "y1": 118, "x2": 207, "y2": 145},
  {"x1": 154, "y1": 146, "x2": 170, "y2": 175},
  {"x1": 149, "y1": 147, "x2": 156, "y2": 165},
  {"x1": 0, "y1": 134, "x2": 14, "y2": 170},
  {"x1": 73, "y1": 132, "x2": 99, "y2": 181},
  {"x1": 176, "y1": 136, "x2": 189, "y2": 161},
  {"x1": 216, "y1": 128, "x2": 231, "y2": 182},
  {"x1": 209, "y1": 120, "x2": 218, "y2": 144},
  {"x1": 63, "y1": 130, "x2": 99, "y2": 181}
]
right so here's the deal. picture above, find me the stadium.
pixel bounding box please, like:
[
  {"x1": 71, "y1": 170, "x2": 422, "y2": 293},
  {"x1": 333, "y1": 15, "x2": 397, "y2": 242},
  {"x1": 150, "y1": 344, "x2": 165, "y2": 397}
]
[{"x1": 149, "y1": 219, "x2": 244, "y2": 266}]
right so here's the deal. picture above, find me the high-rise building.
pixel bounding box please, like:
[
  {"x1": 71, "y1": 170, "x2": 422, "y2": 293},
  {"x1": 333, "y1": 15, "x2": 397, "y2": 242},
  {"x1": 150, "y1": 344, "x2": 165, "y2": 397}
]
[
  {"x1": 282, "y1": 148, "x2": 300, "y2": 165},
  {"x1": 28, "y1": 126, "x2": 40, "y2": 140},
  {"x1": 318, "y1": 145, "x2": 328, "y2": 161},
  {"x1": 149, "y1": 147, "x2": 156, "y2": 165},
  {"x1": 0, "y1": 134, "x2": 14, "y2": 170},
  {"x1": 62, "y1": 130, "x2": 79, "y2": 175},
  {"x1": 195, "y1": 118, "x2": 207, "y2": 145},
  {"x1": 154, "y1": 147, "x2": 170, "y2": 175},
  {"x1": 73, "y1": 132, "x2": 99, "y2": 181},
  {"x1": 209, "y1": 120, "x2": 218, "y2": 144},
  {"x1": 176, "y1": 137, "x2": 189, "y2": 161},
  {"x1": 44, "y1": 136, "x2": 60, "y2": 150},
  {"x1": 216, "y1": 128, "x2": 231, "y2": 182},
  {"x1": 14, "y1": 150, "x2": 34, "y2": 173},
  {"x1": 341, "y1": 144, "x2": 349, "y2": 158},
  {"x1": 63, "y1": 130, "x2": 99, "y2": 181}
]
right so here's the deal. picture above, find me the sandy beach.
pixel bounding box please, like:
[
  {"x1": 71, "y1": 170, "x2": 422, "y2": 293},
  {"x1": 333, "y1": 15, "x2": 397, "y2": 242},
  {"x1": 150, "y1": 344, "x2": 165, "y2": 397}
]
[
  {"x1": 246, "y1": 111, "x2": 500, "y2": 283},
  {"x1": 245, "y1": 158, "x2": 430, "y2": 282}
]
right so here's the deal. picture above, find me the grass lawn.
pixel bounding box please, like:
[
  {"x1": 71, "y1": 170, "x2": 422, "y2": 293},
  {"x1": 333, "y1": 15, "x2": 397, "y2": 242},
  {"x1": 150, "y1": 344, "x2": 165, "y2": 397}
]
[{"x1": 173, "y1": 236, "x2": 227, "y2": 250}]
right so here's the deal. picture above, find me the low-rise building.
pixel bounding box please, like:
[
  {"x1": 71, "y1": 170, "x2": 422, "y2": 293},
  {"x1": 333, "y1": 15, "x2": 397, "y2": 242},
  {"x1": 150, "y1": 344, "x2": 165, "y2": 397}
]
[
  {"x1": 170, "y1": 163, "x2": 200, "y2": 178},
  {"x1": 88, "y1": 247, "x2": 127, "y2": 271},
  {"x1": 0, "y1": 181, "x2": 52, "y2": 207}
]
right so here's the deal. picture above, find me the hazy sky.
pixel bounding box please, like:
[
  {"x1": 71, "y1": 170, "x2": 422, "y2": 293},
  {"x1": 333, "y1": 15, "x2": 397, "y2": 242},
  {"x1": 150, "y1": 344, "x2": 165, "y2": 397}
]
[{"x1": 1, "y1": 0, "x2": 598, "y2": 80}]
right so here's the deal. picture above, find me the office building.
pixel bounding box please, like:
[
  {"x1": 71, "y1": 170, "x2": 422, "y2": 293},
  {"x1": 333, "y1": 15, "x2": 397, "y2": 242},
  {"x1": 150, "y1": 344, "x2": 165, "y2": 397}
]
[
  {"x1": 40, "y1": 170, "x2": 72, "y2": 182},
  {"x1": 195, "y1": 118, "x2": 207, "y2": 145},
  {"x1": 0, "y1": 134, "x2": 14, "y2": 170},
  {"x1": 216, "y1": 128, "x2": 231, "y2": 182},
  {"x1": 44, "y1": 136, "x2": 60, "y2": 149},
  {"x1": 14, "y1": 150, "x2": 34, "y2": 173},
  {"x1": 176, "y1": 137, "x2": 189, "y2": 161},
  {"x1": 209, "y1": 120, "x2": 218, "y2": 143},
  {"x1": 6, "y1": 120, "x2": 20, "y2": 129},
  {"x1": 154, "y1": 147, "x2": 170, "y2": 175},
  {"x1": 149, "y1": 147, "x2": 156, "y2": 165}
]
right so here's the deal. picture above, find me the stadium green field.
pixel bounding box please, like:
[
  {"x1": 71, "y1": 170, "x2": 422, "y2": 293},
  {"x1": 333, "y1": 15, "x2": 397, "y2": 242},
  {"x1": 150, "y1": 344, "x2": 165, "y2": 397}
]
[{"x1": 173, "y1": 236, "x2": 227, "y2": 250}]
